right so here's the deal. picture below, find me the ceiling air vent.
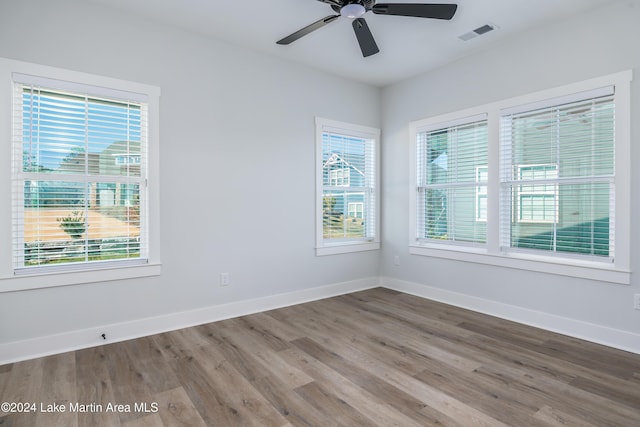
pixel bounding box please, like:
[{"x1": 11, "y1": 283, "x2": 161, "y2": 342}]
[{"x1": 459, "y1": 24, "x2": 496, "y2": 41}]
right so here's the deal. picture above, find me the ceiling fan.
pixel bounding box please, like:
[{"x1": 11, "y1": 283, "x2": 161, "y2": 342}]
[{"x1": 276, "y1": 1, "x2": 458, "y2": 57}]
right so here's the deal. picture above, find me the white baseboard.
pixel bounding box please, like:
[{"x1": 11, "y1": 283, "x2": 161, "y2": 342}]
[
  {"x1": 3, "y1": 275, "x2": 638, "y2": 364},
  {"x1": 381, "y1": 276, "x2": 640, "y2": 355},
  {"x1": 0, "y1": 277, "x2": 380, "y2": 364}
]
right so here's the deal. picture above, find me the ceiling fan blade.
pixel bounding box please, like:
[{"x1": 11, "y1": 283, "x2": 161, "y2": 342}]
[
  {"x1": 372, "y1": 3, "x2": 458, "y2": 20},
  {"x1": 352, "y1": 18, "x2": 379, "y2": 57},
  {"x1": 276, "y1": 15, "x2": 340, "y2": 45}
]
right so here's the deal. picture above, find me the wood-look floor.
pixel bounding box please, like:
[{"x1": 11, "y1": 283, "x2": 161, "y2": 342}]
[{"x1": 1, "y1": 288, "x2": 640, "y2": 426}]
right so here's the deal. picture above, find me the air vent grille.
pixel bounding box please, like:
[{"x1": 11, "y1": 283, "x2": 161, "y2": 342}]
[{"x1": 459, "y1": 24, "x2": 496, "y2": 41}]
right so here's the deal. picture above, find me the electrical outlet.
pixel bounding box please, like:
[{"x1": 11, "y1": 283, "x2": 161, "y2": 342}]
[
  {"x1": 634, "y1": 294, "x2": 640, "y2": 310},
  {"x1": 220, "y1": 272, "x2": 230, "y2": 286},
  {"x1": 393, "y1": 255, "x2": 400, "y2": 266}
]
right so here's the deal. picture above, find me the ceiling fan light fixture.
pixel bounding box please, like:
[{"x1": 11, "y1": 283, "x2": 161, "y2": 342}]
[{"x1": 341, "y1": 3, "x2": 366, "y2": 19}]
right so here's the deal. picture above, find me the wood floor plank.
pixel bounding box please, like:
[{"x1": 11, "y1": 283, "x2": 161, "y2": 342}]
[
  {"x1": 473, "y1": 357, "x2": 640, "y2": 426},
  {"x1": 33, "y1": 352, "x2": 77, "y2": 427},
  {"x1": 120, "y1": 413, "x2": 163, "y2": 427},
  {"x1": 293, "y1": 381, "x2": 376, "y2": 427},
  {"x1": 533, "y1": 404, "x2": 600, "y2": 427},
  {"x1": 320, "y1": 296, "x2": 483, "y2": 373},
  {"x1": 104, "y1": 342, "x2": 154, "y2": 424},
  {"x1": 75, "y1": 346, "x2": 121, "y2": 427},
  {"x1": 290, "y1": 336, "x2": 459, "y2": 426},
  {"x1": 153, "y1": 386, "x2": 207, "y2": 427},
  {"x1": 249, "y1": 311, "x2": 306, "y2": 341},
  {"x1": 570, "y1": 375, "x2": 640, "y2": 409},
  {"x1": 538, "y1": 338, "x2": 640, "y2": 380},
  {"x1": 167, "y1": 355, "x2": 238, "y2": 426},
  {"x1": 414, "y1": 366, "x2": 550, "y2": 427},
  {"x1": 278, "y1": 347, "x2": 433, "y2": 427},
  {"x1": 122, "y1": 335, "x2": 181, "y2": 394},
  {"x1": 229, "y1": 315, "x2": 293, "y2": 352},
  {"x1": 249, "y1": 374, "x2": 337, "y2": 427},
  {"x1": 0, "y1": 363, "x2": 11, "y2": 399},
  {"x1": 2, "y1": 288, "x2": 639, "y2": 426},
  {"x1": 169, "y1": 336, "x2": 289, "y2": 427}
]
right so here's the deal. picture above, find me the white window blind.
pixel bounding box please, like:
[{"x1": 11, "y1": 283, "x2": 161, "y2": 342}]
[
  {"x1": 416, "y1": 116, "x2": 488, "y2": 244},
  {"x1": 500, "y1": 89, "x2": 614, "y2": 259},
  {"x1": 321, "y1": 131, "x2": 376, "y2": 242},
  {"x1": 12, "y1": 77, "x2": 148, "y2": 273}
]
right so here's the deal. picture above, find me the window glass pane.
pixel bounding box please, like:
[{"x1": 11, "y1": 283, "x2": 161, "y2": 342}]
[
  {"x1": 510, "y1": 182, "x2": 609, "y2": 256},
  {"x1": 423, "y1": 187, "x2": 486, "y2": 243},
  {"x1": 22, "y1": 91, "x2": 85, "y2": 174},
  {"x1": 21, "y1": 89, "x2": 142, "y2": 177},
  {"x1": 322, "y1": 190, "x2": 367, "y2": 239},
  {"x1": 502, "y1": 95, "x2": 614, "y2": 258},
  {"x1": 21, "y1": 180, "x2": 141, "y2": 266},
  {"x1": 321, "y1": 129, "x2": 375, "y2": 243},
  {"x1": 88, "y1": 100, "x2": 141, "y2": 178},
  {"x1": 322, "y1": 134, "x2": 367, "y2": 187},
  {"x1": 417, "y1": 119, "x2": 487, "y2": 244}
]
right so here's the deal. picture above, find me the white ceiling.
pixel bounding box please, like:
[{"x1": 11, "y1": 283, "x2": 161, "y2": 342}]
[{"x1": 86, "y1": 0, "x2": 617, "y2": 87}]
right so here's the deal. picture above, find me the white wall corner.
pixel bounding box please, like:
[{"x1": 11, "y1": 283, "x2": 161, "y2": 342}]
[{"x1": 379, "y1": 276, "x2": 640, "y2": 355}]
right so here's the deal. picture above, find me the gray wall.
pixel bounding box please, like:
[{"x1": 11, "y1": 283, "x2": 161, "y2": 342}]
[
  {"x1": 0, "y1": 0, "x2": 381, "y2": 344},
  {"x1": 1, "y1": 0, "x2": 638, "y2": 354},
  {"x1": 380, "y1": 0, "x2": 640, "y2": 336}
]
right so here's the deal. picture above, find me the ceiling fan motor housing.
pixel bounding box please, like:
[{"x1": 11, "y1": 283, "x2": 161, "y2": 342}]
[{"x1": 332, "y1": 0, "x2": 376, "y2": 15}]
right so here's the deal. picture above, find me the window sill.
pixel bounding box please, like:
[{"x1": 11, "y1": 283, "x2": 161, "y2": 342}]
[
  {"x1": 0, "y1": 263, "x2": 162, "y2": 293},
  {"x1": 409, "y1": 244, "x2": 630, "y2": 285},
  {"x1": 316, "y1": 241, "x2": 380, "y2": 256}
]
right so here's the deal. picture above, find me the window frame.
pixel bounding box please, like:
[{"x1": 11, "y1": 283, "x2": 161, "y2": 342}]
[
  {"x1": 315, "y1": 117, "x2": 380, "y2": 256},
  {"x1": 0, "y1": 57, "x2": 161, "y2": 292},
  {"x1": 409, "y1": 71, "x2": 631, "y2": 284}
]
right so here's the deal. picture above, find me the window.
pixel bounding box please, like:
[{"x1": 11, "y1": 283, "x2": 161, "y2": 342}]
[
  {"x1": 515, "y1": 165, "x2": 558, "y2": 223},
  {"x1": 329, "y1": 168, "x2": 351, "y2": 186},
  {"x1": 410, "y1": 71, "x2": 631, "y2": 284},
  {"x1": 414, "y1": 115, "x2": 488, "y2": 245},
  {"x1": 348, "y1": 202, "x2": 364, "y2": 219},
  {"x1": 0, "y1": 58, "x2": 160, "y2": 291},
  {"x1": 501, "y1": 92, "x2": 613, "y2": 257},
  {"x1": 316, "y1": 117, "x2": 379, "y2": 255}
]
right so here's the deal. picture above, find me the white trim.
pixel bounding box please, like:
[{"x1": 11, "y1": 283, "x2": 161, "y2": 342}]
[
  {"x1": 381, "y1": 276, "x2": 640, "y2": 355},
  {"x1": 0, "y1": 263, "x2": 161, "y2": 293},
  {"x1": 499, "y1": 85, "x2": 614, "y2": 117},
  {"x1": 412, "y1": 112, "x2": 488, "y2": 134},
  {"x1": 11, "y1": 72, "x2": 151, "y2": 103},
  {"x1": 316, "y1": 241, "x2": 380, "y2": 256},
  {"x1": 0, "y1": 276, "x2": 380, "y2": 364},
  {"x1": 409, "y1": 245, "x2": 629, "y2": 284}
]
